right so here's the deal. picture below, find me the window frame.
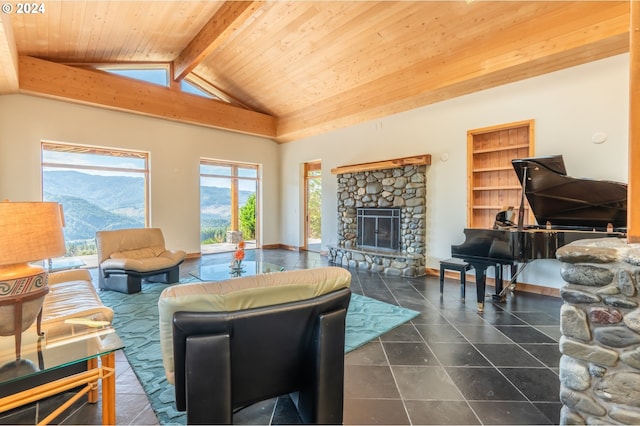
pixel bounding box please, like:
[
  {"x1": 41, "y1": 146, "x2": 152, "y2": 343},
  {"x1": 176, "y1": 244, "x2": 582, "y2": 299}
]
[
  {"x1": 41, "y1": 141, "x2": 151, "y2": 227},
  {"x1": 200, "y1": 158, "x2": 261, "y2": 246}
]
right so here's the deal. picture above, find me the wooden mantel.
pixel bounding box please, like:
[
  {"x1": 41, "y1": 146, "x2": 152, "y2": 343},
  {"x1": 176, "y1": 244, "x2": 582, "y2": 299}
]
[{"x1": 330, "y1": 154, "x2": 431, "y2": 175}]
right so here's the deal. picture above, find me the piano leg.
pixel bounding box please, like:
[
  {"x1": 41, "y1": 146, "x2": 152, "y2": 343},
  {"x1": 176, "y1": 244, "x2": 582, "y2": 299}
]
[
  {"x1": 496, "y1": 262, "x2": 520, "y2": 300},
  {"x1": 469, "y1": 261, "x2": 515, "y2": 311},
  {"x1": 473, "y1": 266, "x2": 487, "y2": 312},
  {"x1": 494, "y1": 264, "x2": 504, "y2": 300}
]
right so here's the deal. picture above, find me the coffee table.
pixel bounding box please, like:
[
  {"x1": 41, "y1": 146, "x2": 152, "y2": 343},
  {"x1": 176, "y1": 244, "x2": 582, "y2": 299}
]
[
  {"x1": 190, "y1": 260, "x2": 285, "y2": 281},
  {"x1": 0, "y1": 317, "x2": 123, "y2": 425},
  {"x1": 47, "y1": 257, "x2": 86, "y2": 272}
]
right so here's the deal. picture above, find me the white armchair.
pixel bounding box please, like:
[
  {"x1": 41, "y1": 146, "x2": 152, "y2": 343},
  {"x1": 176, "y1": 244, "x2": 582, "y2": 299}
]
[{"x1": 96, "y1": 228, "x2": 186, "y2": 294}]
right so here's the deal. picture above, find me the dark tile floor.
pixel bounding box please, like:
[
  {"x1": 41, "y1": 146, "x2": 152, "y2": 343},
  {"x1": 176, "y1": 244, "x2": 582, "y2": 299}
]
[{"x1": 0, "y1": 249, "x2": 563, "y2": 425}]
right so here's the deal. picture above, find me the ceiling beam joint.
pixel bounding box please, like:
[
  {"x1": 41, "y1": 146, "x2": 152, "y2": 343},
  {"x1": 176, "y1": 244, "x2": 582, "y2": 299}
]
[{"x1": 172, "y1": 1, "x2": 261, "y2": 82}]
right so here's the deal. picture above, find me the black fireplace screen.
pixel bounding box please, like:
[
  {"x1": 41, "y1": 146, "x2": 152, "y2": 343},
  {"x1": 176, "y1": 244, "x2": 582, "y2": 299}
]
[{"x1": 357, "y1": 208, "x2": 400, "y2": 251}]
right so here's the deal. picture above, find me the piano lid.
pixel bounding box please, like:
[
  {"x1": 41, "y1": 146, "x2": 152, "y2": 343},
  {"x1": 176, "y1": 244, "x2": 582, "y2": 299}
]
[{"x1": 512, "y1": 155, "x2": 627, "y2": 229}]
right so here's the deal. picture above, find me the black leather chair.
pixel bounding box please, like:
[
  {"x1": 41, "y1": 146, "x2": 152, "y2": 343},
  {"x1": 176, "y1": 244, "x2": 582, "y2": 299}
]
[{"x1": 171, "y1": 287, "x2": 351, "y2": 425}]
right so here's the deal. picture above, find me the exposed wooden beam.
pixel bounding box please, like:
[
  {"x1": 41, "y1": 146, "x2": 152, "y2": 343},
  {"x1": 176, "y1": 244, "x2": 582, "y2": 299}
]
[
  {"x1": 0, "y1": 13, "x2": 18, "y2": 94},
  {"x1": 331, "y1": 155, "x2": 431, "y2": 175},
  {"x1": 18, "y1": 56, "x2": 276, "y2": 139},
  {"x1": 275, "y1": 4, "x2": 630, "y2": 143},
  {"x1": 173, "y1": 1, "x2": 261, "y2": 82},
  {"x1": 188, "y1": 71, "x2": 253, "y2": 109},
  {"x1": 276, "y1": 37, "x2": 628, "y2": 143},
  {"x1": 628, "y1": 0, "x2": 640, "y2": 242}
]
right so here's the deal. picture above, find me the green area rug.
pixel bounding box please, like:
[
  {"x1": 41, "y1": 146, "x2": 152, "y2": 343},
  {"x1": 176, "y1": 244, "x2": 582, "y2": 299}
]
[{"x1": 99, "y1": 281, "x2": 419, "y2": 425}]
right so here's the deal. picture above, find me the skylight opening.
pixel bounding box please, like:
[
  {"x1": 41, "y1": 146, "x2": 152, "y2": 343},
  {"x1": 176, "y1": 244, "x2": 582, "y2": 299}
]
[
  {"x1": 101, "y1": 67, "x2": 169, "y2": 87},
  {"x1": 181, "y1": 80, "x2": 214, "y2": 99},
  {"x1": 96, "y1": 64, "x2": 229, "y2": 104}
]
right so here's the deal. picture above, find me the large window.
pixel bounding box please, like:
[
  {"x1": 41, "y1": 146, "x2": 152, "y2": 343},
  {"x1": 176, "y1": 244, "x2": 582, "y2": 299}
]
[
  {"x1": 41, "y1": 142, "x2": 149, "y2": 256},
  {"x1": 200, "y1": 159, "x2": 259, "y2": 250}
]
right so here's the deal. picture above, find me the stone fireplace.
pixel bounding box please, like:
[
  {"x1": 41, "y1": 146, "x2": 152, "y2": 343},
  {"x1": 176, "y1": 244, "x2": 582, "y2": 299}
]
[
  {"x1": 557, "y1": 237, "x2": 640, "y2": 424},
  {"x1": 328, "y1": 155, "x2": 430, "y2": 277}
]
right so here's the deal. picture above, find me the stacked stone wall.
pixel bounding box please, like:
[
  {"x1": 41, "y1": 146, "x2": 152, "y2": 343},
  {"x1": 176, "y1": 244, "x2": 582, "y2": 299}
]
[
  {"x1": 557, "y1": 237, "x2": 640, "y2": 424},
  {"x1": 327, "y1": 164, "x2": 426, "y2": 277}
]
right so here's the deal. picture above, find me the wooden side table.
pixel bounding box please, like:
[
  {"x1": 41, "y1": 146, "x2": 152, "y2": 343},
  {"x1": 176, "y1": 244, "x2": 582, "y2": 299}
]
[{"x1": 0, "y1": 320, "x2": 123, "y2": 425}]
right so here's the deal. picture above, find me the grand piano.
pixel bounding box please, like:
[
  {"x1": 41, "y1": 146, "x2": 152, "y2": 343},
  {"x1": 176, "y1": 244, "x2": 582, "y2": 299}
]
[{"x1": 451, "y1": 155, "x2": 627, "y2": 312}]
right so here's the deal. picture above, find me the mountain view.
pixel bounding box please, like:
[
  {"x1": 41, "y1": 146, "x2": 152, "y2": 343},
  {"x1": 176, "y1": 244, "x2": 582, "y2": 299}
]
[{"x1": 43, "y1": 170, "x2": 253, "y2": 254}]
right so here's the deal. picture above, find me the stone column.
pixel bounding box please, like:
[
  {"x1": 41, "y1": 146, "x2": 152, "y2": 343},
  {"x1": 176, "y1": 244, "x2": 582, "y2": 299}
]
[{"x1": 557, "y1": 237, "x2": 640, "y2": 424}]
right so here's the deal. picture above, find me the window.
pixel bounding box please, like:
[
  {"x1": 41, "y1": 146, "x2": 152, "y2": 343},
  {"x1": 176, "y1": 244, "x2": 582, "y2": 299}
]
[
  {"x1": 98, "y1": 65, "x2": 225, "y2": 101},
  {"x1": 101, "y1": 67, "x2": 169, "y2": 87},
  {"x1": 200, "y1": 159, "x2": 260, "y2": 250},
  {"x1": 41, "y1": 142, "x2": 149, "y2": 256},
  {"x1": 180, "y1": 80, "x2": 214, "y2": 99}
]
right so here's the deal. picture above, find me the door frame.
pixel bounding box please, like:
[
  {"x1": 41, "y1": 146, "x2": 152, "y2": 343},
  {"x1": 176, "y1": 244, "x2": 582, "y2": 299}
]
[{"x1": 303, "y1": 161, "x2": 322, "y2": 251}]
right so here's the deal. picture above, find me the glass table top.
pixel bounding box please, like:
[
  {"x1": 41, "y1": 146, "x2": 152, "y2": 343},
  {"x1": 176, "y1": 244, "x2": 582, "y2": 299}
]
[
  {"x1": 190, "y1": 260, "x2": 285, "y2": 282},
  {"x1": 0, "y1": 318, "x2": 123, "y2": 386}
]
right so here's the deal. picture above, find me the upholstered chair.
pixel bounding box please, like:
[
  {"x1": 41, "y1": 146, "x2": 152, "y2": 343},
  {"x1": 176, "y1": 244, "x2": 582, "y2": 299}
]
[
  {"x1": 96, "y1": 228, "x2": 186, "y2": 294},
  {"x1": 158, "y1": 266, "x2": 352, "y2": 424}
]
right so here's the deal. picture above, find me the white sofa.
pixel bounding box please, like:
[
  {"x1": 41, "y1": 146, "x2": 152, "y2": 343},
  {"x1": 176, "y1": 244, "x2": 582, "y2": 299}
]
[
  {"x1": 43, "y1": 269, "x2": 114, "y2": 327},
  {"x1": 0, "y1": 269, "x2": 113, "y2": 398}
]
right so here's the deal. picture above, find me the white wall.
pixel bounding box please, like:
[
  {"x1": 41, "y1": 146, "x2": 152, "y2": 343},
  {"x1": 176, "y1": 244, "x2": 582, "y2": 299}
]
[
  {"x1": 0, "y1": 53, "x2": 630, "y2": 289},
  {"x1": 279, "y1": 53, "x2": 630, "y2": 288},
  {"x1": 0, "y1": 94, "x2": 281, "y2": 255}
]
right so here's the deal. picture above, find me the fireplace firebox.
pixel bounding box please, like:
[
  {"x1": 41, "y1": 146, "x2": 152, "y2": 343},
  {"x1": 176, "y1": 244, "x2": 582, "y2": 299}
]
[{"x1": 357, "y1": 208, "x2": 400, "y2": 251}]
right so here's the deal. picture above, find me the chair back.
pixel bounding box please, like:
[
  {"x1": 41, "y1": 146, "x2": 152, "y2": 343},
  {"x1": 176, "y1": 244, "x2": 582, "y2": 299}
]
[
  {"x1": 172, "y1": 286, "x2": 351, "y2": 424},
  {"x1": 95, "y1": 228, "x2": 166, "y2": 263}
]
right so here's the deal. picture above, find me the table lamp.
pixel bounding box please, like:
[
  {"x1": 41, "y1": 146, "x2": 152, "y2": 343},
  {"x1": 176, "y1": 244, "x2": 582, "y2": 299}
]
[{"x1": 0, "y1": 201, "x2": 66, "y2": 360}]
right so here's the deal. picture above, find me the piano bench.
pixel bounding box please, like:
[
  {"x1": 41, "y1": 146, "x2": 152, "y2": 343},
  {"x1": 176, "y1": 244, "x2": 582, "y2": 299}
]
[{"x1": 440, "y1": 258, "x2": 471, "y2": 301}]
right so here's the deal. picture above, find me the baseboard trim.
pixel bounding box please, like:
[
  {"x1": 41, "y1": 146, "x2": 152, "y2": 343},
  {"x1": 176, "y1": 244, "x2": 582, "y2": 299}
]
[
  {"x1": 425, "y1": 267, "x2": 560, "y2": 298},
  {"x1": 261, "y1": 243, "x2": 300, "y2": 251},
  {"x1": 192, "y1": 245, "x2": 317, "y2": 253}
]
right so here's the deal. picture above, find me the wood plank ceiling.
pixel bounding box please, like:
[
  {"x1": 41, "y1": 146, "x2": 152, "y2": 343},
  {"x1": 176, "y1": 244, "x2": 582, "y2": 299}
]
[{"x1": 0, "y1": 1, "x2": 631, "y2": 143}]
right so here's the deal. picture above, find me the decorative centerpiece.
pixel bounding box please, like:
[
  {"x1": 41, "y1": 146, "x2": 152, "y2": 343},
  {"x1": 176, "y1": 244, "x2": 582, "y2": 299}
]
[{"x1": 230, "y1": 240, "x2": 246, "y2": 276}]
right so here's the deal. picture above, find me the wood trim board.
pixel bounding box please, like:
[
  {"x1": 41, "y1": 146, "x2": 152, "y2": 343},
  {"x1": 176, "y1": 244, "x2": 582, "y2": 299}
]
[{"x1": 331, "y1": 154, "x2": 431, "y2": 175}]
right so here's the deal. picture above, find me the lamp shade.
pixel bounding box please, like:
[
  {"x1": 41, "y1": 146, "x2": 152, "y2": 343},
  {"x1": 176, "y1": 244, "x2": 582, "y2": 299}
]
[{"x1": 0, "y1": 202, "x2": 66, "y2": 266}]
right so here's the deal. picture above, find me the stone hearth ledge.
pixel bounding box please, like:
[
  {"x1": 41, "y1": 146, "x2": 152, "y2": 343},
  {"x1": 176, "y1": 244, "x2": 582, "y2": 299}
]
[{"x1": 328, "y1": 245, "x2": 425, "y2": 278}]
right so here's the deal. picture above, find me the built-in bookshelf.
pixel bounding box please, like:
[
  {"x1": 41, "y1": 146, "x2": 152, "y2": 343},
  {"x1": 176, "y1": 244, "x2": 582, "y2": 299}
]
[{"x1": 467, "y1": 120, "x2": 535, "y2": 228}]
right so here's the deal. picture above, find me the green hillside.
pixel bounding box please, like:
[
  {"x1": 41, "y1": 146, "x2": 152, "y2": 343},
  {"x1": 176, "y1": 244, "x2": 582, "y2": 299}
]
[
  {"x1": 44, "y1": 194, "x2": 143, "y2": 241},
  {"x1": 43, "y1": 170, "x2": 255, "y2": 250}
]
